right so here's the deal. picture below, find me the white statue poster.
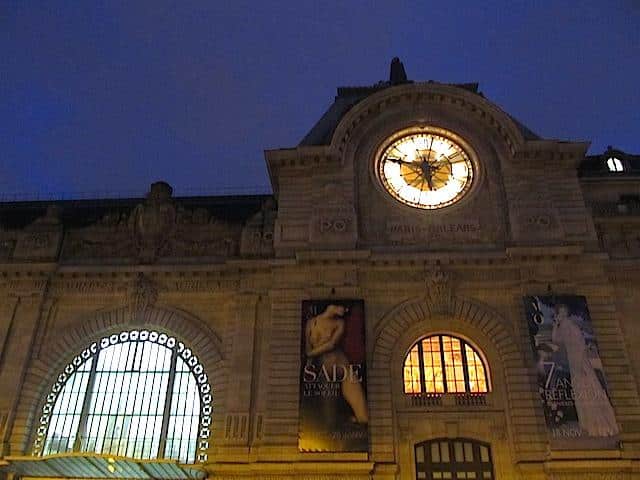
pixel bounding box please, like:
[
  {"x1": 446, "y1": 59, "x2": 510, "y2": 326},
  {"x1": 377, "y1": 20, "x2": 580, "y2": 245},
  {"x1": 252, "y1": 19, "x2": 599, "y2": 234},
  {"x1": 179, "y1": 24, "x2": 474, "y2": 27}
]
[{"x1": 524, "y1": 295, "x2": 619, "y2": 448}]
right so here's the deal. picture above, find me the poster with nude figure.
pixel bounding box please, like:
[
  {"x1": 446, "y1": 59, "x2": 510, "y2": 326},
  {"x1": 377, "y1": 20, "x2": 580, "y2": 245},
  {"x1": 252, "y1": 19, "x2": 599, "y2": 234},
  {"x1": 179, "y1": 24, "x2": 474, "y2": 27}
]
[
  {"x1": 524, "y1": 295, "x2": 619, "y2": 448},
  {"x1": 299, "y1": 300, "x2": 369, "y2": 452}
]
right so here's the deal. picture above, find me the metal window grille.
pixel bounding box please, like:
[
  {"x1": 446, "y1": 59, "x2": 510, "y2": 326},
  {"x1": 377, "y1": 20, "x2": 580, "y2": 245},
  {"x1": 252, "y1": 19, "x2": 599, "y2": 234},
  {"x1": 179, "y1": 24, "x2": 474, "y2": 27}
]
[
  {"x1": 33, "y1": 330, "x2": 212, "y2": 464},
  {"x1": 403, "y1": 335, "x2": 489, "y2": 395},
  {"x1": 414, "y1": 438, "x2": 494, "y2": 479}
]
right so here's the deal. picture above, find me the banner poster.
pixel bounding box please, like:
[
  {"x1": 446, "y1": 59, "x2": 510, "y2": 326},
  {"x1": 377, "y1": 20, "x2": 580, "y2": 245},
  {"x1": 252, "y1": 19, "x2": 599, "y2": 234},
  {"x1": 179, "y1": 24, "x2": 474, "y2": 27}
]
[
  {"x1": 299, "y1": 299, "x2": 369, "y2": 452},
  {"x1": 524, "y1": 295, "x2": 619, "y2": 448}
]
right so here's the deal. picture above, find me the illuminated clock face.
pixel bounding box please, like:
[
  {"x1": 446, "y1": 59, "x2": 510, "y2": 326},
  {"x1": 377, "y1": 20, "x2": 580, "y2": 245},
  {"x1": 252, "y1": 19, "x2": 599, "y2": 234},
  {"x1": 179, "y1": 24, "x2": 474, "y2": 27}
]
[{"x1": 377, "y1": 131, "x2": 474, "y2": 209}]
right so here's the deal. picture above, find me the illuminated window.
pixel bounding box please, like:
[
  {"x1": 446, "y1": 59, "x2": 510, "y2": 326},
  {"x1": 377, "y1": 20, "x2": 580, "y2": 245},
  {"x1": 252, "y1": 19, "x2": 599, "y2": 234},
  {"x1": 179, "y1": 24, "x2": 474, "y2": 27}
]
[
  {"x1": 34, "y1": 330, "x2": 212, "y2": 463},
  {"x1": 607, "y1": 157, "x2": 624, "y2": 172},
  {"x1": 403, "y1": 335, "x2": 489, "y2": 394},
  {"x1": 415, "y1": 438, "x2": 494, "y2": 479}
]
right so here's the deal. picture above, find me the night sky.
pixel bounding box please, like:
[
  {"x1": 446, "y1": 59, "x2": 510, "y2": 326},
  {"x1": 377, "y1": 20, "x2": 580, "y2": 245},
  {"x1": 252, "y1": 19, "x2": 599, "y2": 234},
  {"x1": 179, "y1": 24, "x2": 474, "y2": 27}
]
[{"x1": 2, "y1": 1, "x2": 639, "y2": 200}]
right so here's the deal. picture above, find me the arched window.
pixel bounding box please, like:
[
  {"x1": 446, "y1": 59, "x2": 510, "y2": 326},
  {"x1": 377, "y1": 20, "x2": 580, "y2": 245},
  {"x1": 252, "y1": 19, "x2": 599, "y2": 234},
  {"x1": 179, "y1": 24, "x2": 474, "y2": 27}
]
[
  {"x1": 415, "y1": 438, "x2": 494, "y2": 479},
  {"x1": 34, "y1": 330, "x2": 212, "y2": 464},
  {"x1": 607, "y1": 157, "x2": 624, "y2": 172},
  {"x1": 403, "y1": 334, "x2": 489, "y2": 394}
]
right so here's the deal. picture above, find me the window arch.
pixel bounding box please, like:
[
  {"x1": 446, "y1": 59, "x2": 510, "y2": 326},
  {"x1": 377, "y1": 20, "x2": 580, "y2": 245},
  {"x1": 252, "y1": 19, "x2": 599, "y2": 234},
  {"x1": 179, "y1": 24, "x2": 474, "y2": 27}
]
[
  {"x1": 415, "y1": 438, "x2": 494, "y2": 479},
  {"x1": 403, "y1": 334, "x2": 490, "y2": 394},
  {"x1": 33, "y1": 329, "x2": 212, "y2": 464}
]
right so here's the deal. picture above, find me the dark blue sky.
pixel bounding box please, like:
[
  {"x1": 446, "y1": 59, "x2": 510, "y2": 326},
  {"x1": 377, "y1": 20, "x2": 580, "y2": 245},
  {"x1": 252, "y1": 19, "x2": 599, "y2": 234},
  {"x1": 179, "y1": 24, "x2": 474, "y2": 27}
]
[{"x1": 2, "y1": 1, "x2": 639, "y2": 199}]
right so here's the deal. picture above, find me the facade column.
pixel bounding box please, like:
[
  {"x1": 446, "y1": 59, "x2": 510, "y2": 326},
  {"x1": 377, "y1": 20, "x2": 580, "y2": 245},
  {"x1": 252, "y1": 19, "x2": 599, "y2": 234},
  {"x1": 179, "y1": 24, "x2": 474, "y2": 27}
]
[
  {"x1": 220, "y1": 293, "x2": 259, "y2": 449},
  {"x1": 0, "y1": 275, "x2": 49, "y2": 456}
]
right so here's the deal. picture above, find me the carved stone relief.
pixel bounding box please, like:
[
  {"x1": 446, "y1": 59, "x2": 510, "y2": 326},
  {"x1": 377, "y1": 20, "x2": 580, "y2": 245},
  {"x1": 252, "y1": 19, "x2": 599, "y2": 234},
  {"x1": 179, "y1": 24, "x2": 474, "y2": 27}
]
[
  {"x1": 240, "y1": 198, "x2": 276, "y2": 257},
  {"x1": 13, "y1": 205, "x2": 63, "y2": 261},
  {"x1": 127, "y1": 273, "x2": 159, "y2": 320},
  {"x1": 62, "y1": 182, "x2": 242, "y2": 263},
  {"x1": 128, "y1": 181, "x2": 177, "y2": 262},
  {"x1": 425, "y1": 263, "x2": 453, "y2": 314}
]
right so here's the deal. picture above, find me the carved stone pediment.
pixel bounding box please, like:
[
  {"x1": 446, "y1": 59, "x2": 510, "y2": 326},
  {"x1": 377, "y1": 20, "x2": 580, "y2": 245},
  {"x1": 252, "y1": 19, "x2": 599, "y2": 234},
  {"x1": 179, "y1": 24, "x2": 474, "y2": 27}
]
[{"x1": 62, "y1": 182, "x2": 242, "y2": 263}]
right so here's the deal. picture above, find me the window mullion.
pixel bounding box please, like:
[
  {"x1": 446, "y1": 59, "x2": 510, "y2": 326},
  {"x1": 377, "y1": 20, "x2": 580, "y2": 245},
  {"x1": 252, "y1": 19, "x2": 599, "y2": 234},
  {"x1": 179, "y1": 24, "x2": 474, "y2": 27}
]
[
  {"x1": 115, "y1": 341, "x2": 136, "y2": 455},
  {"x1": 461, "y1": 342, "x2": 472, "y2": 393},
  {"x1": 157, "y1": 346, "x2": 179, "y2": 459},
  {"x1": 417, "y1": 340, "x2": 427, "y2": 394},
  {"x1": 73, "y1": 354, "x2": 99, "y2": 452},
  {"x1": 439, "y1": 336, "x2": 448, "y2": 393}
]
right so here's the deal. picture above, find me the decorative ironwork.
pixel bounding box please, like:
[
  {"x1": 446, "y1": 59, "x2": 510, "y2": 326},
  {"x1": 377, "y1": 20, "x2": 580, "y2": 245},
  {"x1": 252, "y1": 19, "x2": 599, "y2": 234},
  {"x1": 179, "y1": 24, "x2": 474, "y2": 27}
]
[
  {"x1": 33, "y1": 330, "x2": 212, "y2": 464},
  {"x1": 407, "y1": 394, "x2": 443, "y2": 408}
]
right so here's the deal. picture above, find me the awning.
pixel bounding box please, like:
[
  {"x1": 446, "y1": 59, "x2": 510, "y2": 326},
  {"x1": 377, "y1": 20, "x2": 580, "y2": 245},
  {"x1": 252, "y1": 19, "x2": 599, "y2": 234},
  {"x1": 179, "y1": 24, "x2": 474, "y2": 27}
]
[{"x1": 0, "y1": 453, "x2": 207, "y2": 479}]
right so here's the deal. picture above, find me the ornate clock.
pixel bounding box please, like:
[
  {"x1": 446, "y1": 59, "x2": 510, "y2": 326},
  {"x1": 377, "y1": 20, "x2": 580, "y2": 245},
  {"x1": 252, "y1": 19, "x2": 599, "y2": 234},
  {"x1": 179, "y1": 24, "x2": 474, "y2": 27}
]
[{"x1": 376, "y1": 130, "x2": 474, "y2": 209}]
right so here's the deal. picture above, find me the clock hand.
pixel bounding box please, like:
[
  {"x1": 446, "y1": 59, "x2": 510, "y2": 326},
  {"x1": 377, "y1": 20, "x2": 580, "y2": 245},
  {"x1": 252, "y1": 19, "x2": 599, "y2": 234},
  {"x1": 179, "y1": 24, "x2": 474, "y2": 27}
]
[
  {"x1": 419, "y1": 160, "x2": 436, "y2": 190},
  {"x1": 426, "y1": 174, "x2": 434, "y2": 191},
  {"x1": 385, "y1": 156, "x2": 414, "y2": 165},
  {"x1": 431, "y1": 157, "x2": 451, "y2": 166}
]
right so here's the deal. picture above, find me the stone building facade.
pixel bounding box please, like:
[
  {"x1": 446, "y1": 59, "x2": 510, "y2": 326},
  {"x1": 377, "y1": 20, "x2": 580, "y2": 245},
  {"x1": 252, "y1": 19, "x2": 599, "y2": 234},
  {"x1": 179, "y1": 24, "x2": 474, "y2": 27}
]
[{"x1": 1, "y1": 64, "x2": 640, "y2": 479}]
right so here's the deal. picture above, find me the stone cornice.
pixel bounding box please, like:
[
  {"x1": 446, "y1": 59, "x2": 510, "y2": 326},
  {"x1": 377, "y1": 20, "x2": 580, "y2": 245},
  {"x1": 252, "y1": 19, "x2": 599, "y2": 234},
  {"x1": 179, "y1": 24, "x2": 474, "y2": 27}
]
[
  {"x1": 516, "y1": 140, "x2": 590, "y2": 168},
  {"x1": 0, "y1": 247, "x2": 616, "y2": 297},
  {"x1": 264, "y1": 146, "x2": 338, "y2": 195},
  {"x1": 204, "y1": 459, "x2": 374, "y2": 479}
]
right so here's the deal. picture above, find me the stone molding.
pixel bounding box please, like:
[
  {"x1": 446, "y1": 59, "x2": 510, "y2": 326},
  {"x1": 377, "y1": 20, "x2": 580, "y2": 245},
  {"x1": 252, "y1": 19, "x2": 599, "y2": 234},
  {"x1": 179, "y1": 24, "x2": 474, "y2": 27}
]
[{"x1": 330, "y1": 83, "x2": 526, "y2": 158}]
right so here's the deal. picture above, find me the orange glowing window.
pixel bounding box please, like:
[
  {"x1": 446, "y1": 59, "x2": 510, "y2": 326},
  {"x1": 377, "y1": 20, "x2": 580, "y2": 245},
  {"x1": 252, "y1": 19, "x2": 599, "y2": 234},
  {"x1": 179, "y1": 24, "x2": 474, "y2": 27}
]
[{"x1": 403, "y1": 335, "x2": 490, "y2": 394}]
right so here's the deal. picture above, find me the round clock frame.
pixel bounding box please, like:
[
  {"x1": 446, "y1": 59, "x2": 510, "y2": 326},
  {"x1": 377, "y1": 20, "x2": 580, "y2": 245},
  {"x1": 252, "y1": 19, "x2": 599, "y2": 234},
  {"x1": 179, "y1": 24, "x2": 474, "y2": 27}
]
[{"x1": 373, "y1": 126, "x2": 479, "y2": 211}]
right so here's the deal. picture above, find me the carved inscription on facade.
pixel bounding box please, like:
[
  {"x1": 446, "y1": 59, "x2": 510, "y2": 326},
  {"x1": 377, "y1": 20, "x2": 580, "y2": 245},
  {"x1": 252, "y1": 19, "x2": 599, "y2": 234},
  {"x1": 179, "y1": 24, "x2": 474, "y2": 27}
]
[
  {"x1": 171, "y1": 279, "x2": 238, "y2": 292},
  {"x1": 308, "y1": 183, "x2": 357, "y2": 248},
  {"x1": 386, "y1": 220, "x2": 481, "y2": 243},
  {"x1": 50, "y1": 280, "x2": 122, "y2": 295},
  {"x1": 310, "y1": 210, "x2": 357, "y2": 247},
  {"x1": 511, "y1": 204, "x2": 563, "y2": 242},
  {"x1": 319, "y1": 217, "x2": 351, "y2": 234}
]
